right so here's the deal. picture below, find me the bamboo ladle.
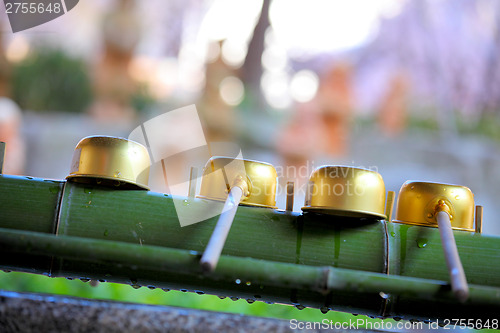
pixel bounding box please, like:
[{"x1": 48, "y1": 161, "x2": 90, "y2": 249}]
[
  {"x1": 394, "y1": 181, "x2": 479, "y2": 302},
  {"x1": 198, "y1": 157, "x2": 278, "y2": 272}
]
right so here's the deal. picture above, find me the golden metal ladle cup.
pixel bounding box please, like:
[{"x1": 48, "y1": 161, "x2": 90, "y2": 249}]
[
  {"x1": 199, "y1": 157, "x2": 278, "y2": 272},
  {"x1": 67, "y1": 136, "x2": 151, "y2": 190},
  {"x1": 394, "y1": 181, "x2": 476, "y2": 302},
  {"x1": 302, "y1": 166, "x2": 387, "y2": 219}
]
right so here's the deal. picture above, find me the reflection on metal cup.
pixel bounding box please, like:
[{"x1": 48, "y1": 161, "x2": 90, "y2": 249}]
[
  {"x1": 67, "y1": 136, "x2": 150, "y2": 190},
  {"x1": 302, "y1": 166, "x2": 386, "y2": 219}
]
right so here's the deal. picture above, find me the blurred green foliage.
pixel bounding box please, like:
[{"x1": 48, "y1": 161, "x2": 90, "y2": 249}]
[
  {"x1": 355, "y1": 110, "x2": 500, "y2": 144},
  {"x1": 11, "y1": 48, "x2": 93, "y2": 113},
  {"x1": 130, "y1": 84, "x2": 157, "y2": 113},
  {"x1": 455, "y1": 112, "x2": 500, "y2": 142}
]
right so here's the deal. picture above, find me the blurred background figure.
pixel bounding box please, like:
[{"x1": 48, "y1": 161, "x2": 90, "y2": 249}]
[
  {"x1": 276, "y1": 62, "x2": 354, "y2": 207},
  {"x1": 0, "y1": 98, "x2": 25, "y2": 175},
  {"x1": 316, "y1": 62, "x2": 353, "y2": 156},
  {"x1": 88, "y1": 0, "x2": 141, "y2": 125},
  {"x1": 377, "y1": 72, "x2": 409, "y2": 137},
  {"x1": 198, "y1": 41, "x2": 239, "y2": 143}
]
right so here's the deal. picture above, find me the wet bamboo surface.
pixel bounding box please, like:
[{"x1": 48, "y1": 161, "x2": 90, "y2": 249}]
[{"x1": 1, "y1": 175, "x2": 499, "y2": 321}]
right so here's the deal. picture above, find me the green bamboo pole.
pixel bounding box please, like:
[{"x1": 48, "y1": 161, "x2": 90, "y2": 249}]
[
  {"x1": 2, "y1": 175, "x2": 500, "y2": 320},
  {"x1": 0, "y1": 175, "x2": 62, "y2": 233},
  {"x1": 1, "y1": 228, "x2": 499, "y2": 320},
  {"x1": 57, "y1": 180, "x2": 387, "y2": 273},
  {"x1": 385, "y1": 222, "x2": 499, "y2": 286},
  {"x1": 0, "y1": 227, "x2": 498, "y2": 301},
  {"x1": 1, "y1": 175, "x2": 500, "y2": 286},
  {"x1": 0, "y1": 175, "x2": 63, "y2": 273}
]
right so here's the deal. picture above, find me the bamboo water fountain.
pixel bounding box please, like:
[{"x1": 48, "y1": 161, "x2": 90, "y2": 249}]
[{"x1": 0, "y1": 137, "x2": 498, "y2": 322}]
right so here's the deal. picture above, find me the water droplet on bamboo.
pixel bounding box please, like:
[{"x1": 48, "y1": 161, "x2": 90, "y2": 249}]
[{"x1": 416, "y1": 238, "x2": 428, "y2": 248}]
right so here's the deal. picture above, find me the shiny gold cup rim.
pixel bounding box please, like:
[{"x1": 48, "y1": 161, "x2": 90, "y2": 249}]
[
  {"x1": 393, "y1": 180, "x2": 475, "y2": 231},
  {"x1": 302, "y1": 165, "x2": 387, "y2": 219},
  {"x1": 197, "y1": 156, "x2": 278, "y2": 209},
  {"x1": 66, "y1": 135, "x2": 151, "y2": 190}
]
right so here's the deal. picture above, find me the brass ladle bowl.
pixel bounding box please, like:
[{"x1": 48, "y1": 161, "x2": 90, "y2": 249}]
[
  {"x1": 199, "y1": 156, "x2": 278, "y2": 272},
  {"x1": 198, "y1": 156, "x2": 278, "y2": 209},
  {"x1": 394, "y1": 181, "x2": 476, "y2": 302},
  {"x1": 302, "y1": 166, "x2": 387, "y2": 219},
  {"x1": 394, "y1": 181, "x2": 475, "y2": 231},
  {"x1": 67, "y1": 136, "x2": 151, "y2": 190}
]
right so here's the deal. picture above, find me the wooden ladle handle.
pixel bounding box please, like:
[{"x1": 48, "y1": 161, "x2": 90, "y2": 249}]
[
  {"x1": 436, "y1": 211, "x2": 469, "y2": 302},
  {"x1": 200, "y1": 186, "x2": 243, "y2": 273}
]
